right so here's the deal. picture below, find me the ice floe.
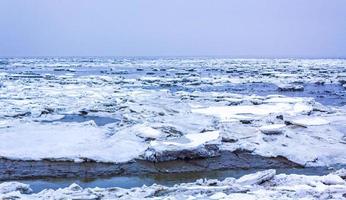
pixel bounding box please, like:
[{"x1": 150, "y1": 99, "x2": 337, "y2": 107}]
[
  {"x1": 0, "y1": 89, "x2": 346, "y2": 167},
  {"x1": 145, "y1": 131, "x2": 220, "y2": 161},
  {"x1": 276, "y1": 83, "x2": 304, "y2": 91},
  {"x1": 191, "y1": 101, "x2": 312, "y2": 122},
  {"x1": 0, "y1": 121, "x2": 147, "y2": 163},
  {"x1": 288, "y1": 116, "x2": 330, "y2": 127},
  {"x1": 259, "y1": 124, "x2": 286, "y2": 135}
]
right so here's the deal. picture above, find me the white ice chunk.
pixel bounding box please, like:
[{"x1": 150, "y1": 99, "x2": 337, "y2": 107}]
[
  {"x1": 133, "y1": 124, "x2": 162, "y2": 139},
  {"x1": 259, "y1": 124, "x2": 286, "y2": 135},
  {"x1": 192, "y1": 102, "x2": 310, "y2": 122},
  {"x1": 290, "y1": 117, "x2": 329, "y2": 126},
  {"x1": 236, "y1": 169, "x2": 276, "y2": 185},
  {"x1": 150, "y1": 131, "x2": 220, "y2": 149},
  {"x1": 0, "y1": 182, "x2": 32, "y2": 194}
]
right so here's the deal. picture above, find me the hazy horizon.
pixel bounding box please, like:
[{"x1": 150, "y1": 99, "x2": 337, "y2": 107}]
[
  {"x1": 1, "y1": 55, "x2": 346, "y2": 59},
  {"x1": 1, "y1": 0, "x2": 345, "y2": 58}
]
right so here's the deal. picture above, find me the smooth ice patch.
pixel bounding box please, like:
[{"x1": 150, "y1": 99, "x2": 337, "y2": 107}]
[
  {"x1": 0, "y1": 122, "x2": 147, "y2": 163},
  {"x1": 192, "y1": 102, "x2": 311, "y2": 122},
  {"x1": 290, "y1": 117, "x2": 329, "y2": 126}
]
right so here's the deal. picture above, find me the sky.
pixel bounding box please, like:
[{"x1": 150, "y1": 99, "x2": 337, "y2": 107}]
[{"x1": 0, "y1": 0, "x2": 345, "y2": 58}]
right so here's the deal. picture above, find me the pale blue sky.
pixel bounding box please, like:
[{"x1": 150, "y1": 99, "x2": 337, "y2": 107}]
[{"x1": 0, "y1": 0, "x2": 345, "y2": 58}]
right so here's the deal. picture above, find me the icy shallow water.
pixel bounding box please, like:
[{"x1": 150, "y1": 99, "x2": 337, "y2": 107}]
[
  {"x1": 2, "y1": 169, "x2": 346, "y2": 199},
  {"x1": 11, "y1": 166, "x2": 343, "y2": 193}
]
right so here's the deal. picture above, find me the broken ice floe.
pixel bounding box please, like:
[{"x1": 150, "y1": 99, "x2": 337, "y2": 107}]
[
  {"x1": 276, "y1": 83, "x2": 304, "y2": 91},
  {"x1": 0, "y1": 92, "x2": 345, "y2": 167},
  {"x1": 0, "y1": 121, "x2": 147, "y2": 163},
  {"x1": 144, "y1": 131, "x2": 220, "y2": 162},
  {"x1": 1, "y1": 58, "x2": 346, "y2": 171}
]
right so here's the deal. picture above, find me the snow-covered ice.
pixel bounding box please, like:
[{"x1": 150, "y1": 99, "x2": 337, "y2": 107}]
[
  {"x1": 0, "y1": 121, "x2": 147, "y2": 163},
  {"x1": 259, "y1": 124, "x2": 286, "y2": 135},
  {"x1": 1, "y1": 58, "x2": 346, "y2": 197}
]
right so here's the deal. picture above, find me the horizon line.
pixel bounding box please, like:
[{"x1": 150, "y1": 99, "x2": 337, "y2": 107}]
[{"x1": 1, "y1": 55, "x2": 346, "y2": 60}]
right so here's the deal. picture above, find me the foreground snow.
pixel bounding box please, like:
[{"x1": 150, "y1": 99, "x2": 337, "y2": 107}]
[{"x1": 1, "y1": 169, "x2": 346, "y2": 199}]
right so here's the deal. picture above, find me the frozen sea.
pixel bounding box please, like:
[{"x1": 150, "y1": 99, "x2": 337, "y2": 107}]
[{"x1": 1, "y1": 57, "x2": 346, "y2": 199}]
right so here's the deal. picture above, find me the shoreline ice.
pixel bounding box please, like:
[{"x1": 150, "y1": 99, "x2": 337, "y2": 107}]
[{"x1": 1, "y1": 169, "x2": 345, "y2": 199}]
